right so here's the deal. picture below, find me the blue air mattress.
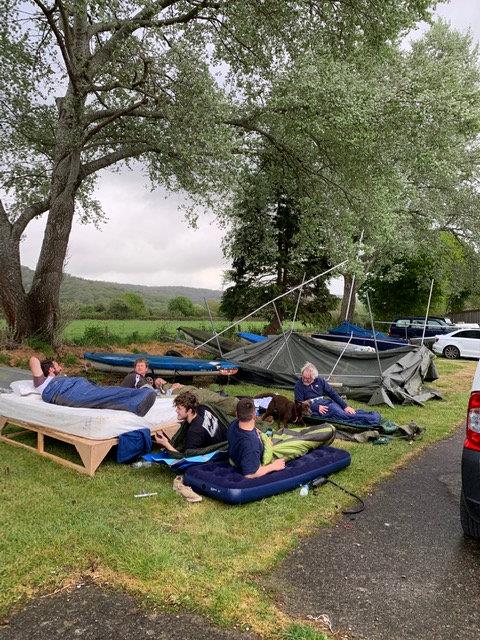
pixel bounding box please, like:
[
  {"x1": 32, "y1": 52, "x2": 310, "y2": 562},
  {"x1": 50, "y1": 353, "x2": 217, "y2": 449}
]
[{"x1": 183, "y1": 446, "x2": 351, "y2": 504}]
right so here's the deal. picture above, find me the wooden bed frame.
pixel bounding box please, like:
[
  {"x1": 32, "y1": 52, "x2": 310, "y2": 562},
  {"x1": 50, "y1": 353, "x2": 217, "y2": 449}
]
[{"x1": 0, "y1": 416, "x2": 179, "y2": 476}]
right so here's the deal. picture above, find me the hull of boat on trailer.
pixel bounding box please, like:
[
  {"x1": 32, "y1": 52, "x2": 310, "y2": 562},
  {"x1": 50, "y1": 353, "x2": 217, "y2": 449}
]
[{"x1": 84, "y1": 352, "x2": 239, "y2": 377}]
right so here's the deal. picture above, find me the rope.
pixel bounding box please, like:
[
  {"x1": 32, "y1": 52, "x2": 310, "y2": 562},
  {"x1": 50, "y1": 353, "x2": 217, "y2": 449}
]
[{"x1": 311, "y1": 476, "x2": 365, "y2": 514}]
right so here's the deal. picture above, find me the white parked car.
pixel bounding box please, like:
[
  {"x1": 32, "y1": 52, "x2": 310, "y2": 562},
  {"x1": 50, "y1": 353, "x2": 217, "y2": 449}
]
[{"x1": 432, "y1": 329, "x2": 480, "y2": 359}]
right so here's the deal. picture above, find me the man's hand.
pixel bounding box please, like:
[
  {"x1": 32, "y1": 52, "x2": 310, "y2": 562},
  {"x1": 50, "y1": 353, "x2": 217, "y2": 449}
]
[
  {"x1": 317, "y1": 404, "x2": 329, "y2": 415},
  {"x1": 345, "y1": 406, "x2": 356, "y2": 415},
  {"x1": 154, "y1": 377, "x2": 167, "y2": 388},
  {"x1": 153, "y1": 431, "x2": 170, "y2": 448},
  {"x1": 270, "y1": 458, "x2": 286, "y2": 471},
  {"x1": 171, "y1": 382, "x2": 183, "y2": 390}
]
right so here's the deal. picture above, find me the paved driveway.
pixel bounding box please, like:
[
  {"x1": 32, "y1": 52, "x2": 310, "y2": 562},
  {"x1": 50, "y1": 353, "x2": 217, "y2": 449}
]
[{"x1": 273, "y1": 426, "x2": 480, "y2": 639}]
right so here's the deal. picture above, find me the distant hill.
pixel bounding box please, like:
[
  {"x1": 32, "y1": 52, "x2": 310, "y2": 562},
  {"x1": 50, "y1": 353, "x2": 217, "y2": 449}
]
[{"x1": 21, "y1": 266, "x2": 222, "y2": 309}]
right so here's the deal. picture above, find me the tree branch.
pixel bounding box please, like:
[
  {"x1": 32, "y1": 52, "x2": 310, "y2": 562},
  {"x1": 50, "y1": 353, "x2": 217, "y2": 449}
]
[
  {"x1": 89, "y1": 0, "x2": 220, "y2": 35},
  {"x1": 82, "y1": 97, "x2": 149, "y2": 144},
  {"x1": 12, "y1": 199, "x2": 50, "y2": 238},
  {"x1": 32, "y1": 0, "x2": 78, "y2": 90},
  {"x1": 79, "y1": 145, "x2": 152, "y2": 179}
]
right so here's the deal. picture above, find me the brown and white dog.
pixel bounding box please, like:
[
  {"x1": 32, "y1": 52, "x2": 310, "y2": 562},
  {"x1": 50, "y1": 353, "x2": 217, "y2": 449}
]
[{"x1": 261, "y1": 394, "x2": 305, "y2": 428}]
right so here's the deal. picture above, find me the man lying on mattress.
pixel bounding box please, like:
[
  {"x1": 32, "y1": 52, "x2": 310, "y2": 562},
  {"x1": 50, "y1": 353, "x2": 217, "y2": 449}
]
[
  {"x1": 29, "y1": 356, "x2": 156, "y2": 417},
  {"x1": 152, "y1": 391, "x2": 228, "y2": 456},
  {"x1": 227, "y1": 398, "x2": 336, "y2": 477}
]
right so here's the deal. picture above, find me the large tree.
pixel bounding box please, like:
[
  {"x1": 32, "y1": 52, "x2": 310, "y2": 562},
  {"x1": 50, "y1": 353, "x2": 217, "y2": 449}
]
[
  {"x1": 219, "y1": 21, "x2": 480, "y2": 323},
  {"x1": 0, "y1": 0, "x2": 434, "y2": 344},
  {"x1": 220, "y1": 179, "x2": 337, "y2": 331}
]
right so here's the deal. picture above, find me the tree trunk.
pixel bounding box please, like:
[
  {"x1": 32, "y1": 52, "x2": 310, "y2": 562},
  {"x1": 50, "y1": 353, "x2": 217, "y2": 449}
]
[
  {"x1": 24, "y1": 83, "x2": 84, "y2": 344},
  {"x1": 340, "y1": 274, "x2": 358, "y2": 322},
  {"x1": 0, "y1": 12, "x2": 87, "y2": 345},
  {"x1": 0, "y1": 222, "x2": 32, "y2": 344},
  {"x1": 27, "y1": 192, "x2": 76, "y2": 344}
]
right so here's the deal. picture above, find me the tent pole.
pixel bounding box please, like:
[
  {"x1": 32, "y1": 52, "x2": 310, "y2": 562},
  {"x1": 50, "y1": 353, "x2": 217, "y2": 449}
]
[
  {"x1": 327, "y1": 332, "x2": 355, "y2": 380},
  {"x1": 203, "y1": 297, "x2": 223, "y2": 358},
  {"x1": 291, "y1": 273, "x2": 306, "y2": 332},
  {"x1": 421, "y1": 280, "x2": 435, "y2": 346},
  {"x1": 366, "y1": 291, "x2": 383, "y2": 376},
  {"x1": 193, "y1": 259, "x2": 349, "y2": 351},
  {"x1": 266, "y1": 302, "x2": 297, "y2": 372}
]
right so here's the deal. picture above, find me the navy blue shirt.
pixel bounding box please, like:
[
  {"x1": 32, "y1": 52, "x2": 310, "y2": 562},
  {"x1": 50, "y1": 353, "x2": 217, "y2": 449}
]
[
  {"x1": 227, "y1": 419, "x2": 264, "y2": 475},
  {"x1": 294, "y1": 376, "x2": 347, "y2": 409}
]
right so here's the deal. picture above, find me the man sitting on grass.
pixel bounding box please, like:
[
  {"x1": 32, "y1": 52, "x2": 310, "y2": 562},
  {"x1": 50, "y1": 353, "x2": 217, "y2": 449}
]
[
  {"x1": 228, "y1": 398, "x2": 336, "y2": 478},
  {"x1": 121, "y1": 357, "x2": 168, "y2": 390}
]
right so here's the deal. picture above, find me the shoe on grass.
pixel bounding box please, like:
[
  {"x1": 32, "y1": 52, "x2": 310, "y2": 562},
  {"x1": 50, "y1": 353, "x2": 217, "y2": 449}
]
[{"x1": 173, "y1": 475, "x2": 202, "y2": 503}]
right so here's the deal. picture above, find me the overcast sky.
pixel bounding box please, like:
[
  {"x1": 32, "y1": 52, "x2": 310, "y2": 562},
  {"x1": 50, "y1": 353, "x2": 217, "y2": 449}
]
[{"x1": 20, "y1": 0, "x2": 480, "y2": 293}]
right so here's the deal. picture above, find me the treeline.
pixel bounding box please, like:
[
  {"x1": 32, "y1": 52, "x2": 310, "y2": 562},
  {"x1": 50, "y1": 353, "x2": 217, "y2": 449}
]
[
  {"x1": 20, "y1": 266, "x2": 221, "y2": 309},
  {"x1": 76, "y1": 294, "x2": 221, "y2": 320},
  {"x1": 18, "y1": 267, "x2": 222, "y2": 318}
]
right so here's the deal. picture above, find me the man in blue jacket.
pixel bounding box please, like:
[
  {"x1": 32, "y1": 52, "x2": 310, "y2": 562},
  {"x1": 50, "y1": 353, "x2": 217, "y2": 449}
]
[{"x1": 294, "y1": 362, "x2": 381, "y2": 427}]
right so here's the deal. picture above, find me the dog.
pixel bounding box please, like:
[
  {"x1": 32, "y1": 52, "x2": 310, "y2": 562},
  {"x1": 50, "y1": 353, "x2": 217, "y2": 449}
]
[{"x1": 261, "y1": 394, "x2": 305, "y2": 428}]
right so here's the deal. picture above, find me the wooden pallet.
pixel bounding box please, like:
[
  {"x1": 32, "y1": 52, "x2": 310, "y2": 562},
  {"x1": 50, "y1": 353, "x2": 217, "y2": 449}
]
[{"x1": 0, "y1": 416, "x2": 178, "y2": 476}]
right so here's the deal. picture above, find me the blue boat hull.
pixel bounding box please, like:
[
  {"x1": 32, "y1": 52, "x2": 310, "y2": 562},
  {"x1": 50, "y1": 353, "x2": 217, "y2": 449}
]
[
  {"x1": 84, "y1": 352, "x2": 239, "y2": 376},
  {"x1": 311, "y1": 333, "x2": 409, "y2": 352}
]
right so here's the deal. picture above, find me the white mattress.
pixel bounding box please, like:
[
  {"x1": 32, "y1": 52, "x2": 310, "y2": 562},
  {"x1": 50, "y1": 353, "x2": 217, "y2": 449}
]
[{"x1": 0, "y1": 393, "x2": 178, "y2": 440}]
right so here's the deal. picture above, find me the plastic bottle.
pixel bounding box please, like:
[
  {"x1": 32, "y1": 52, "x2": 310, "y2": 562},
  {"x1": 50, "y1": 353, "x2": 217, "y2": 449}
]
[
  {"x1": 299, "y1": 484, "x2": 309, "y2": 497},
  {"x1": 131, "y1": 460, "x2": 153, "y2": 468}
]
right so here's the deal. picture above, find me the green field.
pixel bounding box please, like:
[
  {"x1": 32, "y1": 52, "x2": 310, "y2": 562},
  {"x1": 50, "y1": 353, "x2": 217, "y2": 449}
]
[
  {"x1": 63, "y1": 318, "x2": 314, "y2": 340},
  {"x1": 63, "y1": 318, "x2": 267, "y2": 340},
  {"x1": 0, "y1": 358, "x2": 475, "y2": 639}
]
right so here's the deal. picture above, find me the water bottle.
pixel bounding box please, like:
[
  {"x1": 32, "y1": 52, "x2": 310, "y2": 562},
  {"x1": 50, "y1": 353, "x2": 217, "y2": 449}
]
[
  {"x1": 299, "y1": 484, "x2": 309, "y2": 497},
  {"x1": 131, "y1": 460, "x2": 152, "y2": 469}
]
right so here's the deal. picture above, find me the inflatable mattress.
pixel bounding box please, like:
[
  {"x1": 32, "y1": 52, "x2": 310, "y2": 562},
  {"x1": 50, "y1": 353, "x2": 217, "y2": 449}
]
[
  {"x1": 184, "y1": 446, "x2": 351, "y2": 504},
  {"x1": 0, "y1": 392, "x2": 178, "y2": 439}
]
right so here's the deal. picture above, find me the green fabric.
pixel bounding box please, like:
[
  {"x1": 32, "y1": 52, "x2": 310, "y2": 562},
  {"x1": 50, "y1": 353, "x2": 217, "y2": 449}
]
[
  {"x1": 260, "y1": 432, "x2": 275, "y2": 465},
  {"x1": 260, "y1": 424, "x2": 336, "y2": 464},
  {"x1": 169, "y1": 385, "x2": 239, "y2": 417}
]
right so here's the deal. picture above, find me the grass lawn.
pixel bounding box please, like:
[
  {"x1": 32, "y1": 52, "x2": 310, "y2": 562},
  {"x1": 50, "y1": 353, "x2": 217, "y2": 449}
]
[{"x1": 0, "y1": 358, "x2": 475, "y2": 639}]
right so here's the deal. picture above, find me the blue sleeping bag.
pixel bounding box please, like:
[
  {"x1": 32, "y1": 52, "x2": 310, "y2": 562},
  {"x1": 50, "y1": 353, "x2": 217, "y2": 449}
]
[
  {"x1": 42, "y1": 377, "x2": 156, "y2": 417},
  {"x1": 184, "y1": 446, "x2": 351, "y2": 504}
]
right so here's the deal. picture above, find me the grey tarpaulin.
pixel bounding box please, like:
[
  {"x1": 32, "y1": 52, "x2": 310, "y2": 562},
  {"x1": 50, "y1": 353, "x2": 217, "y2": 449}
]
[
  {"x1": 0, "y1": 366, "x2": 31, "y2": 393},
  {"x1": 224, "y1": 333, "x2": 440, "y2": 406}
]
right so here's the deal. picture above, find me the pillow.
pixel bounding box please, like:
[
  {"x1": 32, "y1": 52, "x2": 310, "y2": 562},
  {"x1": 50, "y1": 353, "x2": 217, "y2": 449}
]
[{"x1": 10, "y1": 380, "x2": 41, "y2": 396}]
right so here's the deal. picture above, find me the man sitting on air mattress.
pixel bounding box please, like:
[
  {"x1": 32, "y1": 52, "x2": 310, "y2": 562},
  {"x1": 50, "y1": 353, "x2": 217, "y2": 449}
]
[{"x1": 227, "y1": 398, "x2": 336, "y2": 477}]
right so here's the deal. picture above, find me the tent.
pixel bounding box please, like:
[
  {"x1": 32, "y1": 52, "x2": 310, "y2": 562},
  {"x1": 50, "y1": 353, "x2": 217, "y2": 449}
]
[{"x1": 224, "y1": 332, "x2": 439, "y2": 407}]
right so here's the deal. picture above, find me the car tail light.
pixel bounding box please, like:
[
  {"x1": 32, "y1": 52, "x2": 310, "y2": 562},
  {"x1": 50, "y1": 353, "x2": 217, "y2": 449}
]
[{"x1": 465, "y1": 391, "x2": 480, "y2": 451}]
